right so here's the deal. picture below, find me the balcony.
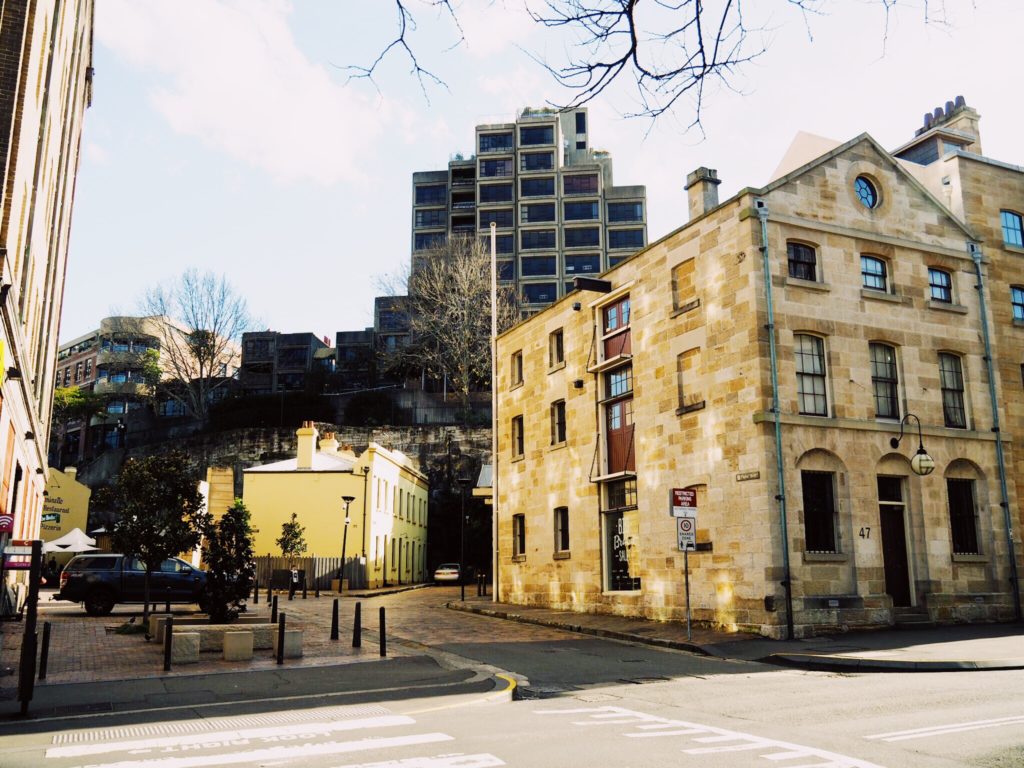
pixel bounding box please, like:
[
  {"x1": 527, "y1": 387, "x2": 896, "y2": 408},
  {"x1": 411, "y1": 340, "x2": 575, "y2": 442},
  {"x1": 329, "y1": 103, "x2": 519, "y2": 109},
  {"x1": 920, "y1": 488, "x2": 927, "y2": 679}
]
[{"x1": 93, "y1": 380, "x2": 149, "y2": 397}]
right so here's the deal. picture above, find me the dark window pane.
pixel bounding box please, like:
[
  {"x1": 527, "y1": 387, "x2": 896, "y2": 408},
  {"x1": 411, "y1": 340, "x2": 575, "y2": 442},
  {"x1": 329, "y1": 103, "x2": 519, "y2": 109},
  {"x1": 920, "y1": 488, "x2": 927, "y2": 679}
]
[
  {"x1": 564, "y1": 174, "x2": 599, "y2": 195},
  {"x1": 414, "y1": 209, "x2": 446, "y2": 228},
  {"x1": 519, "y1": 125, "x2": 554, "y2": 145},
  {"x1": 521, "y1": 256, "x2": 556, "y2": 276},
  {"x1": 414, "y1": 232, "x2": 446, "y2": 250},
  {"x1": 479, "y1": 132, "x2": 513, "y2": 153},
  {"x1": 607, "y1": 202, "x2": 643, "y2": 222},
  {"x1": 939, "y1": 353, "x2": 966, "y2": 428},
  {"x1": 521, "y1": 203, "x2": 555, "y2": 224},
  {"x1": 521, "y1": 152, "x2": 554, "y2": 171},
  {"x1": 802, "y1": 471, "x2": 837, "y2": 553},
  {"x1": 862, "y1": 256, "x2": 887, "y2": 291},
  {"x1": 870, "y1": 343, "x2": 899, "y2": 419},
  {"x1": 787, "y1": 243, "x2": 817, "y2": 281},
  {"x1": 564, "y1": 201, "x2": 599, "y2": 221},
  {"x1": 521, "y1": 229, "x2": 557, "y2": 250},
  {"x1": 565, "y1": 254, "x2": 600, "y2": 274},
  {"x1": 929, "y1": 268, "x2": 952, "y2": 302},
  {"x1": 522, "y1": 283, "x2": 558, "y2": 303},
  {"x1": 948, "y1": 479, "x2": 979, "y2": 554},
  {"x1": 565, "y1": 228, "x2": 600, "y2": 248},
  {"x1": 575, "y1": 112, "x2": 586, "y2": 133},
  {"x1": 608, "y1": 229, "x2": 644, "y2": 249},
  {"x1": 520, "y1": 177, "x2": 555, "y2": 197},
  {"x1": 415, "y1": 184, "x2": 447, "y2": 204},
  {"x1": 480, "y1": 158, "x2": 513, "y2": 178},
  {"x1": 479, "y1": 183, "x2": 513, "y2": 203},
  {"x1": 479, "y1": 209, "x2": 513, "y2": 228},
  {"x1": 497, "y1": 261, "x2": 515, "y2": 280}
]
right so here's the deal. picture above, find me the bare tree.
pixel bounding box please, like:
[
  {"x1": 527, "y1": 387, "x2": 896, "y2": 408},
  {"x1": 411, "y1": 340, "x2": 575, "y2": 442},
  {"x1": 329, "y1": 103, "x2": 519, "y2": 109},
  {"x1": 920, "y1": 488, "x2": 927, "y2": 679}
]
[
  {"x1": 352, "y1": 1, "x2": 954, "y2": 123},
  {"x1": 141, "y1": 270, "x2": 252, "y2": 423},
  {"x1": 382, "y1": 235, "x2": 519, "y2": 410}
]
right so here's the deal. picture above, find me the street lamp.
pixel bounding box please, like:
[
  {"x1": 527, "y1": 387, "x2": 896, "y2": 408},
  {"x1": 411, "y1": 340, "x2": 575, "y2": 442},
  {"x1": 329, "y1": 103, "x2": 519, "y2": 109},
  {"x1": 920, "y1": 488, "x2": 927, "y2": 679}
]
[
  {"x1": 339, "y1": 495, "x2": 355, "y2": 593},
  {"x1": 890, "y1": 414, "x2": 936, "y2": 476},
  {"x1": 457, "y1": 475, "x2": 470, "y2": 602}
]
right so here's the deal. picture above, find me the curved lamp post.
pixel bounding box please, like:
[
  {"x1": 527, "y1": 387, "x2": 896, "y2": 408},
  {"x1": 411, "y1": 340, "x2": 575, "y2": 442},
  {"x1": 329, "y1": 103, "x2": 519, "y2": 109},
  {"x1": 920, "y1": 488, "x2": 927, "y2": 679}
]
[
  {"x1": 340, "y1": 495, "x2": 356, "y2": 593},
  {"x1": 890, "y1": 414, "x2": 936, "y2": 476}
]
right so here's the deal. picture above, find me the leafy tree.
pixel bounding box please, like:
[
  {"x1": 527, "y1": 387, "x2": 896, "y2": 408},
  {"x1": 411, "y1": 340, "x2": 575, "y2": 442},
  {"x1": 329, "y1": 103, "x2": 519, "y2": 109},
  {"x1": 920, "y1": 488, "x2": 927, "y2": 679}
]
[
  {"x1": 110, "y1": 451, "x2": 207, "y2": 623},
  {"x1": 140, "y1": 269, "x2": 253, "y2": 423},
  {"x1": 276, "y1": 512, "x2": 307, "y2": 564},
  {"x1": 381, "y1": 234, "x2": 519, "y2": 411},
  {"x1": 202, "y1": 499, "x2": 256, "y2": 623}
]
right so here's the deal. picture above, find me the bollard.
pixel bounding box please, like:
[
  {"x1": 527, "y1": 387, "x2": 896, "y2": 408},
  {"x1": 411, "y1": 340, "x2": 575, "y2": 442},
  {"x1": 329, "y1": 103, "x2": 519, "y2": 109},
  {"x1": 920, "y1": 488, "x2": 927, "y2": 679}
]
[
  {"x1": 163, "y1": 615, "x2": 174, "y2": 672},
  {"x1": 288, "y1": 582, "x2": 295, "y2": 601},
  {"x1": 38, "y1": 622, "x2": 51, "y2": 681},
  {"x1": 315, "y1": 583, "x2": 320, "y2": 599},
  {"x1": 302, "y1": 580, "x2": 307, "y2": 600},
  {"x1": 330, "y1": 598, "x2": 339, "y2": 641},
  {"x1": 271, "y1": 595, "x2": 279, "y2": 625},
  {"x1": 253, "y1": 581, "x2": 259, "y2": 605},
  {"x1": 379, "y1": 606, "x2": 387, "y2": 657},
  {"x1": 276, "y1": 613, "x2": 286, "y2": 665},
  {"x1": 352, "y1": 602, "x2": 361, "y2": 648},
  {"x1": 267, "y1": 582, "x2": 272, "y2": 602},
  {"x1": 165, "y1": 587, "x2": 172, "y2": 614}
]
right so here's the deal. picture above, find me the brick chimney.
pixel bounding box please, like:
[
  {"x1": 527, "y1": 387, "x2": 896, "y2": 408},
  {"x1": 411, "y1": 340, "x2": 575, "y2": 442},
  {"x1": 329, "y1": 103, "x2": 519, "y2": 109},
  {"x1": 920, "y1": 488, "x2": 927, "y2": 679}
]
[
  {"x1": 685, "y1": 167, "x2": 721, "y2": 220},
  {"x1": 65, "y1": 466, "x2": 77, "y2": 480},
  {"x1": 918, "y1": 96, "x2": 982, "y2": 155},
  {"x1": 319, "y1": 431, "x2": 339, "y2": 455},
  {"x1": 296, "y1": 420, "x2": 318, "y2": 470}
]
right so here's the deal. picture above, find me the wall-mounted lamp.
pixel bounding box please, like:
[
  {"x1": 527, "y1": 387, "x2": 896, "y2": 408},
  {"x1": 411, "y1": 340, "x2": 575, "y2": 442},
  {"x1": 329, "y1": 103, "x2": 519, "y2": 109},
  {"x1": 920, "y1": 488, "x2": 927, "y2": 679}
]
[
  {"x1": 6, "y1": 367, "x2": 21, "y2": 380},
  {"x1": 572, "y1": 302, "x2": 582, "y2": 312},
  {"x1": 890, "y1": 413, "x2": 935, "y2": 476},
  {"x1": 24, "y1": 431, "x2": 34, "y2": 440},
  {"x1": 573, "y1": 379, "x2": 584, "y2": 389}
]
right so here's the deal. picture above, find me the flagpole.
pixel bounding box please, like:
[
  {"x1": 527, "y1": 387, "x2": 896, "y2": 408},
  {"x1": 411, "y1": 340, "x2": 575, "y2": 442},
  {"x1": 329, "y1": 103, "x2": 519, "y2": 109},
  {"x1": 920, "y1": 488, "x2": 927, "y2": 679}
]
[{"x1": 490, "y1": 221, "x2": 498, "y2": 600}]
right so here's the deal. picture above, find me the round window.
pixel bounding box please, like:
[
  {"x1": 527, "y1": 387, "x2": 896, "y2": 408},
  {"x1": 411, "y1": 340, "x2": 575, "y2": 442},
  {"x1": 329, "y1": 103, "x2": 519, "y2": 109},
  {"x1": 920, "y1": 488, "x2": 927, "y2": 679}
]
[{"x1": 854, "y1": 176, "x2": 879, "y2": 209}]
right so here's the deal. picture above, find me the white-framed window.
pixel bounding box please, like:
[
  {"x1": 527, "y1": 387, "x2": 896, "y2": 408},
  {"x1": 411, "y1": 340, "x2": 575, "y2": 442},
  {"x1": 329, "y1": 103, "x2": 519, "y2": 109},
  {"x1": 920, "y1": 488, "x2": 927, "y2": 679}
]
[{"x1": 795, "y1": 334, "x2": 828, "y2": 416}]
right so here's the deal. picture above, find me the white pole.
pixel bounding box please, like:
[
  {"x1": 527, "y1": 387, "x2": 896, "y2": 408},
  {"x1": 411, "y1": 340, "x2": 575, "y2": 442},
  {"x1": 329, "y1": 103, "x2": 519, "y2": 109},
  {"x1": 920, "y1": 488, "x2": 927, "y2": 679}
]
[{"x1": 490, "y1": 222, "x2": 498, "y2": 600}]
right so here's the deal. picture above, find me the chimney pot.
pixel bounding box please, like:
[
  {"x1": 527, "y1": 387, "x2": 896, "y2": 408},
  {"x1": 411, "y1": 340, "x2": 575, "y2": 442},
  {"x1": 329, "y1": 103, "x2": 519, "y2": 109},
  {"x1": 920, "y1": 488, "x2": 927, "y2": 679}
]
[
  {"x1": 944, "y1": 100, "x2": 955, "y2": 115},
  {"x1": 933, "y1": 107, "x2": 944, "y2": 121}
]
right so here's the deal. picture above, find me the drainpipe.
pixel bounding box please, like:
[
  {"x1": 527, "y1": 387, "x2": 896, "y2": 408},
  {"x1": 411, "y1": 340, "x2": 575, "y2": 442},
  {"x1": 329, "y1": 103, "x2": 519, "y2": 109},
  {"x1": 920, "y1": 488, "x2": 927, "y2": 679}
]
[
  {"x1": 968, "y1": 243, "x2": 1022, "y2": 621},
  {"x1": 758, "y1": 201, "x2": 795, "y2": 640}
]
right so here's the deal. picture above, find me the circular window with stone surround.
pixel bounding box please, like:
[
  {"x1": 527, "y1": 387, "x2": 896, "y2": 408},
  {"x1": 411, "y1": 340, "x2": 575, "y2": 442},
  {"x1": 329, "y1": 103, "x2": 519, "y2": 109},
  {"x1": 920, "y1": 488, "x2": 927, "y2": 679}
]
[{"x1": 854, "y1": 176, "x2": 879, "y2": 209}]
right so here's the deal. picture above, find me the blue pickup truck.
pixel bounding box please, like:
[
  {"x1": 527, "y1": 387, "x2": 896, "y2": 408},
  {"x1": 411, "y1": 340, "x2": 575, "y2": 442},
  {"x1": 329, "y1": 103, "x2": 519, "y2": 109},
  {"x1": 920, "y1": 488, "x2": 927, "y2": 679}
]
[{"x1": 56, "y1": 553, "x2": 209, "y2": 616}]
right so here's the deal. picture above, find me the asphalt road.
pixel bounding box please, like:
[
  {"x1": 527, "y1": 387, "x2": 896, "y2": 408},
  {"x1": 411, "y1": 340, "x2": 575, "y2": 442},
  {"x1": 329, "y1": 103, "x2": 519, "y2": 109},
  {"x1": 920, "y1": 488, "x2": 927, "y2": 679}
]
[{"x1": 0, "y1": 586, "x2": 1020, "y2": 767}]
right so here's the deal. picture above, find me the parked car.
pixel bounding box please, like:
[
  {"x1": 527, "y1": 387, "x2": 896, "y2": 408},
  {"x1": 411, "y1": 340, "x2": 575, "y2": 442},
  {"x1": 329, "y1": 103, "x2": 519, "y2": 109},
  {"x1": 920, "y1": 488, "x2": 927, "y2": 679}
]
[
  {"x1": 433, "y1": 563, "x2": 461, "y2": 584},
  {"x1": 56, "y1": 553, "x2": 209, "y2": 616}
]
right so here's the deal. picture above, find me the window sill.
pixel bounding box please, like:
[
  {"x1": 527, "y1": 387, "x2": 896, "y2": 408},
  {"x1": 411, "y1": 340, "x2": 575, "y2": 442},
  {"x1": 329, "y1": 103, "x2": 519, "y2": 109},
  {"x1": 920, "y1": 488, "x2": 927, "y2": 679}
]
[
  {"x1": 952, "y1": 553, "x2": 988, "y2": 563},
  {"x1": 802, "y1": 552, "x2": 848, "y2": 563},
  {"x1": 548, "y1": 441, "x2": 567, "y2": 452},
  {"x1": 861, "y1": 288, "x2": 904, "y2": 304},
  {"x1": 553, "y1": 551, "x2": 571, "y2": 560},
  {"x1": 927, "y1": 300, "x2": 968, "y2": 314},
  {"x1": 1013, "y1": 319, "x2": 1024, "y2": 328},
  {"x1": 785, "y1": 277, "x2": 831, "y2": 292},
  {"x1": 510, "y1": 381, "x2": 524, "y2": 392},
  {"x1": 548, "y1": 361, "x2": 566, "y2": 374},
  {"x1": 591, "y1": 470, "x2": 637, "y2": 483},
  {"x1": 511, "y1": 554, "x2": 526, "y2": 563},
  {"x1": 603, "y1": 589, "x2": 642, "y2": 596},
  {"x1": 511, "y1": 454, "x2": 524, "y2": 464},
  {"x1": 670, "y1": 298, "x2": 701, "y2": 317},
  {"x1": 1004, "y1": 243, "x2": 1024, "y2": 256},
  {"x1": 676, "y1": 401, "x2": 706, "y2": 416},
  {"x1": 588, "y1": 352, "x2": 633, "y2": 374}
]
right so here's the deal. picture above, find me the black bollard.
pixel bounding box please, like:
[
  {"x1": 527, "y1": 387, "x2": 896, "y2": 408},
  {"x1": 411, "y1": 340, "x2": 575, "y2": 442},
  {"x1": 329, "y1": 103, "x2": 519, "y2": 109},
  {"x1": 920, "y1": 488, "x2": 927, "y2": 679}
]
[
  {"x1": 315, "y1": 583, "x2": 320, "y2": 599},
  {"x1": 352, "y1": 602, "x2": 361, "y2": 648},
  {"x1": 253, "y1": 581, "x2": 259, "y2": 605},
  {"x1": 267, "y1": 582, "x2": 272, "y2": 602},
  {"x1": 276, "y1": 612, "x2": 286, "y2": 665},
  {"x1": 165, "y1": 587, "x2": 172, "y2": 614},
  {"x1": 38, "y1": 622, "x2": 51, "y2": 680},
  {"x1": 163, "y1": 615, "x2": 174, "y2": 672},
  {"x1": 330, "y1": 598, "x2": 339, "y2": 641},
  {"x1": 271, "y1": 595, "x2": 278, "y2": 625},
  {"x1": 302, "y1": 579, "x2": 307, "y2": 600},
  {"x1": 288, "y1": 581, "x2": 295, "y2": 601},
  {"x1": 379, "y1": 606, "x2": 387, "y2": 657}
]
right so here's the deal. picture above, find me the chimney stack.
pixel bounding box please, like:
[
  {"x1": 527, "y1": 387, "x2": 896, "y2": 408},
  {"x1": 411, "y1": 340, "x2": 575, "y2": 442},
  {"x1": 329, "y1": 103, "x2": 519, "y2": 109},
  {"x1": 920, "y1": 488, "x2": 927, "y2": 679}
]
[
  {"x1": 296, "y1": 420, "x2": 318, "y2": 470},
  {"x1": 319, "y1": 431, "x2": 339, "y2": 455},
  {"x1": 65, "y1": 466, "x2": 77, "y2": 480},
  {"x1": 685, "y1": 167, "x2": 721, "y2": 221}
]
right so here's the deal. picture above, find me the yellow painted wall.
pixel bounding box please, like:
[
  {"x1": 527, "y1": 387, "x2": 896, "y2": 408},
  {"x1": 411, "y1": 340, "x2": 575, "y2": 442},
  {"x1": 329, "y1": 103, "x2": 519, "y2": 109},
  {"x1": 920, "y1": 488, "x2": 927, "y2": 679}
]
[{"x1": 41, "y1": 468, "x2": 91, "y2": 566}]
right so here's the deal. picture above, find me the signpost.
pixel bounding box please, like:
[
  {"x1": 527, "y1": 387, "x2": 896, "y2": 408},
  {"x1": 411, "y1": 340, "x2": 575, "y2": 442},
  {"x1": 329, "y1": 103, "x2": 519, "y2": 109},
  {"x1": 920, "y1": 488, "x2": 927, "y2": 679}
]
[{"x1": 671, "y1": 490, "x2": 697, "y2": 641}]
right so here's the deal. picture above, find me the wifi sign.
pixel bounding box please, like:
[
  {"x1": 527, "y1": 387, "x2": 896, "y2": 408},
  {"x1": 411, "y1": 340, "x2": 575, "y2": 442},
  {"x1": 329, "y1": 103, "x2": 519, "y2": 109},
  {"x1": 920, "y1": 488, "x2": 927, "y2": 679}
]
[{"x1": 0, "y1": 513, "x2": 13, "y2": 533}]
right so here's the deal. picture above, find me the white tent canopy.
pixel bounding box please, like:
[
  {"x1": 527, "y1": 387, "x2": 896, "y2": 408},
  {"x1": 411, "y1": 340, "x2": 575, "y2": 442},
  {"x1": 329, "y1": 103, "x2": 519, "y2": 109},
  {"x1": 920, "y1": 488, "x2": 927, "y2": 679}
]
[{"x1": 44, "y1": 527, "x2": 98, "y2": 554}]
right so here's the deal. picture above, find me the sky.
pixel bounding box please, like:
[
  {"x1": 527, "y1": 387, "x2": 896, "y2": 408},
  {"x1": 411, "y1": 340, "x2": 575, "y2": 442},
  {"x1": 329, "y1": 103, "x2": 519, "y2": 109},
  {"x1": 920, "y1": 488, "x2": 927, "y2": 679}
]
[{"x1": 61, "y1": 0, "x2": 1023, "y2": 343}]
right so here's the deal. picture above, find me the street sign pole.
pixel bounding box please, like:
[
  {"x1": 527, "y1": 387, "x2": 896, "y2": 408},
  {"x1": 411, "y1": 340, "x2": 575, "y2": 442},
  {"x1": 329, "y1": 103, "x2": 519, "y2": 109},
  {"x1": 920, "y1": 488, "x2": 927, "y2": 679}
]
[
  {"x1": 17, "y1": 540, "x2": 43, "y2": 716},
  {"x1": 684, "y1": 549, "x2": 691, "y2": 642}
]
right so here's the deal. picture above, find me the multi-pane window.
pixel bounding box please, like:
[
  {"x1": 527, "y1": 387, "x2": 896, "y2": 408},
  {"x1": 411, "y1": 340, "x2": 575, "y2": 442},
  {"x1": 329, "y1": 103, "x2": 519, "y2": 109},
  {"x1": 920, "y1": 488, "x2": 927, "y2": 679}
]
[
  {"x1": 1002, "y1": 210, "x2": 1024, "y2": 248},
  {"x1": 522, "y1": 283, "x2": 557, "y2": 303},
  {"x1": 565, "y1": 254, "x2": 600, "y2": 274},
  {"x1": 511, "y1": 415, "x2": 524, "y2": 457},
  {"x1": 479, "y1": 183, "x2": 513, "y2": 203},
  {"x1": 521, "y1": 229, "x2": 556, "y2": 250},
  {"x1": 608, "y1": 229, "x2": 644, "y2": 249},
  {"x1": 415, "y1": 184, "x2": 446, "y2": 204},
  {"x1": 564, "y1": 174, "x2": 599, "y2": 195},
  {"x1": 861, "y1": 256, "x2": 888, "y2": 291},
  {"x1": 929, "y1": 268, "x2": 952, "y2": 302},
  {"x1": 870, "y1": 343, "x2": 900, "y2": 419},
  {"x1": 564, "y1": 201, "x2": 599, "y2": 220},
  {"x1": 549, "y1": 329, "x2": 564, "y2": 367},
  {"x1": 521, "y1": 177, "x2": 555, "y2": 197},
  {"x1": 565, "y1": 227, "x2": 600, "y2": 248},
  {"x1": 479, "y1": 209, "x2": 513, "y2": 228},
  {"x1": 478, "y1": 132, "x2": 513, "y2": 153},
  {"x1": 521, "y1": 203, "x2": 555, "y2": 224},
  {"x1": 550, "y1": 400, "x2": 566, "y2": 444},
  {"x1": 606, "y1": 478, "x2": 637, "y2": 509},
  {"x1": 939, "y1": 353, "x2": 967, "y2": 428},
  {"x1": 801, "y1": 470, "x2": 838, "y2": 553},
  {"x1": 947, "y1": 478, "x2": 979, "y2": 555},
  {"x1": 607, "y1": 202, "x2": 643, "y2": 222},
  {"x1": 554, "y1": 507, "x2": 570, "y2": 553},
  {"x1": 490, "y1": 234, "x2": 513, "y2": 255},
  {"x1": 520, "y1": 152, "x2": 554, "y2": 171},
  {"x1": 414, "y1": 232, "x2": 446, "y2": 250},
  {"x1": 511, "y1": 350, "x2": 523, "y2": 387},
  {"x1": 795, "y1": 334, "x2": 828, "y2": 416},
  {"x1": 602, "y1": 294, "x2": 632, "y2": 359},
  {"x1": 414, "y1": 209, "x2": 446, "y2": 228},
  {"x1": 787, "y1": 242, "x2": 816, "y2": 281},
  {"x1": 519, "y1": 125, "x2": 554, "y2": 145},
  {"x1": 521, "y1": 256, "x2": 556, "y2": 276},
  {"x1": 1012, "y1": 286, "x2": 1024, "y2": 321},
  {"x1": 479, "y1": 158, "x2": 513, "y2": 178},
  {"x1": 512, "y1": 514, "x2": 526, "y2": 556},
  {"x1": 606, "y1": 366, "x2": 633, "y2": 397}
]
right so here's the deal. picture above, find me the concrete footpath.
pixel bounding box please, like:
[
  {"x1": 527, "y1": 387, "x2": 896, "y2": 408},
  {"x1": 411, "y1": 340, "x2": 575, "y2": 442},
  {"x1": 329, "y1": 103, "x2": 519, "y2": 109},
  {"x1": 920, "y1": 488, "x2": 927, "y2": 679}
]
[{"x1": 450, "y1": 595, "x2": 1024, "y2": 672}]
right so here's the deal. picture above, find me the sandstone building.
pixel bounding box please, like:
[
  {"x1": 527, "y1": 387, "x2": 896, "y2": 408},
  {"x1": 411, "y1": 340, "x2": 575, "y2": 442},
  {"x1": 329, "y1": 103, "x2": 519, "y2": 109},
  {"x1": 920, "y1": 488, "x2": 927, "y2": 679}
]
[{"x1": 494, "y1": 99, "x2": 1023, "y2": 637}]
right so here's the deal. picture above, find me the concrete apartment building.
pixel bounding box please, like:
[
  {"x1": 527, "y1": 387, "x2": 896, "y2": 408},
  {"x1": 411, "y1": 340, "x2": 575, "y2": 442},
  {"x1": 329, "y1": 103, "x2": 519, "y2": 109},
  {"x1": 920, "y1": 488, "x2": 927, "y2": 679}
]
[
  {"x1": 239, "y1": 331, "x2": 333, "y2": 395},
  {"x1": 494, "y1": 98, "x2": 1023, "y2": 637},
  {"x1": 0, "y1": 0, "x2": 94, "y2": 554},
  {"x1": 411, "y1": 107, "x2": 647, "y2": 315}
]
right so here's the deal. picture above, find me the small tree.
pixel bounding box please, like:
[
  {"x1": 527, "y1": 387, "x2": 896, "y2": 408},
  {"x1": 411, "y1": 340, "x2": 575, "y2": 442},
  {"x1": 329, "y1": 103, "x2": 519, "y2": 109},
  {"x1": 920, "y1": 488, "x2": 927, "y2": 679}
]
[
  {"x1": 276, "y1": 512, "x2": 307, "y2": 565},
  {"x1": 110, "y1": 452, "x2": 207, "y2": 623},
  {"x1": 203, "y1": 499, "x2": 256, "y2": 623}
]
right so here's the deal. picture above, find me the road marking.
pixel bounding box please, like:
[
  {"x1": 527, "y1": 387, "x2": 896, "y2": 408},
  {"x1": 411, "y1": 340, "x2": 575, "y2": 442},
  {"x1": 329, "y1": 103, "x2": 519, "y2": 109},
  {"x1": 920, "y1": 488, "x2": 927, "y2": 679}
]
[
  {"x1": 326, "y1": 755, "x2": 504, "y2": 768},
  {"x1": 535, "y1": 705, "x2": 884, "y2": 768},
  {"x1": 865, "y1": 714, "x2": 1024, "y2": 742},
  {"x1": 60, "y1": 732, "x2": 454, "y2": 768},
  {"x1": 46, "y1": 714, "x2": 416, "y2": 758}
]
